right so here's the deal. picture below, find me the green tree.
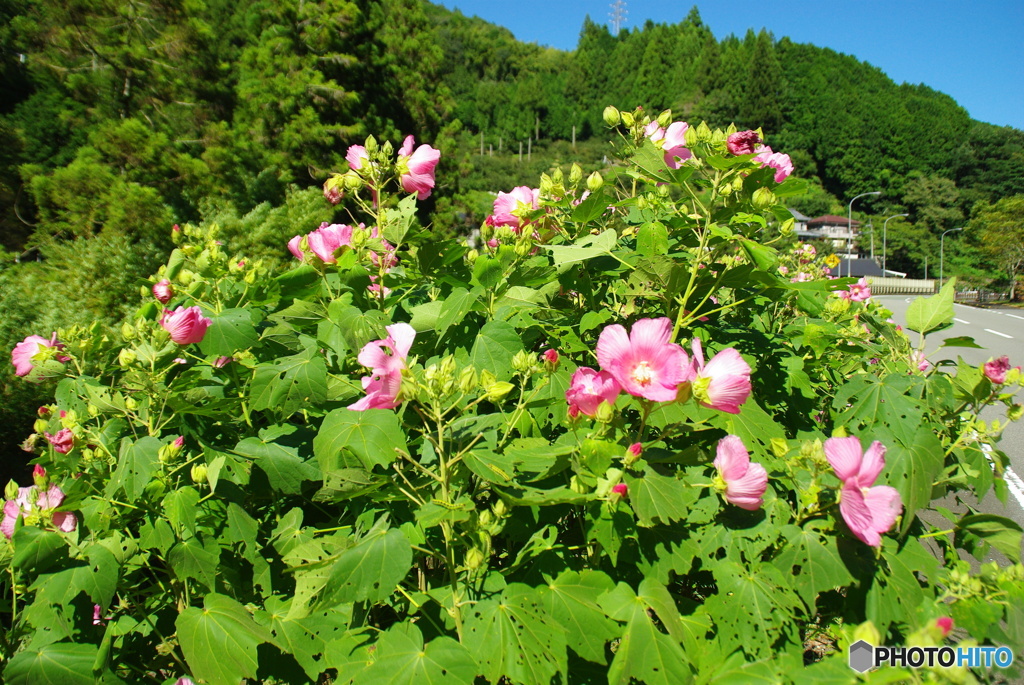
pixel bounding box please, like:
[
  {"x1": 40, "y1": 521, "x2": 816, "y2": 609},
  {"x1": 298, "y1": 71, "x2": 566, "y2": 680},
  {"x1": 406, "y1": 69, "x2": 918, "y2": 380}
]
[{"x1": 972, "y1": 195, "x2": 1024, "y2": 300}]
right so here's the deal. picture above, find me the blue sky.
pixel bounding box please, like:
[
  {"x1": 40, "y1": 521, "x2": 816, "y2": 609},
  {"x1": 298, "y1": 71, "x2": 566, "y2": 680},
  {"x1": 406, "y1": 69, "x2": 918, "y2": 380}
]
[{"x1": 435, "y1": 0, "x2": 1024, "y2": 131}]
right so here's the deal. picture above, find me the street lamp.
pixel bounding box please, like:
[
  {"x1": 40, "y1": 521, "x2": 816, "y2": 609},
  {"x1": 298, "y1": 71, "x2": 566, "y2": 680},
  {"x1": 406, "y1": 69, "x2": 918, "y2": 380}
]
[
  {"x1": 882, "y1": 213, "x2": 909, "y2": 273},
  {"x1": 847, "y1": 191, "x2": 881, "y2": 276},
  {"x1": 940, "y1": 227, "x2": 963, "y2": 284}
]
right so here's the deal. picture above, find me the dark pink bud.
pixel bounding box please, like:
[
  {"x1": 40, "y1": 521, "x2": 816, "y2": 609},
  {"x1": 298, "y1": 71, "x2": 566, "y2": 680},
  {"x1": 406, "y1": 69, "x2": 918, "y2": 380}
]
[
  {"x1": 628, "y1": 443, "x2": 643, "y2": 458},
  {"x1": 173, "y1": 436, "x2": 184, "y2": 449},
  {"x1": 727, "y1": 130, "x2": 762, "y2": 155},
  {"x1": 324, "y1": 185, "x2": 343, "y2": 205},
  {"x1": 93, "y1": 604, "x2": 104, "y2": 626},
  {"x1": 543, "y1": 349, "x2": 559, "y2": 364},
  {"x1": 213, "y1": 356, "x2": 232, "y2": 368},
  {"x1": 611, "y1": 483, "x2": 628, "y2": 497},
  {"x1": 172, "y1": 224, "x2": 181, "y2": 233},
  {"x1": 936, "y1": 617, "x2": 953, "y2": 636},
  {"x1": 59, "y1": 410, "x2": 67, "y2": 419},
  {"x1": 153, "y1": 279, "x2": 174, "y2": 304},
  {"x1": 32, "y1": 464, "x2": 47, "y2": 487},
  {"x1": 983, "y1": 356, "x2": 1011, "y2": 384},
  {"x1": 37, "y1": 406, "x2": 50, "y2": 417}
]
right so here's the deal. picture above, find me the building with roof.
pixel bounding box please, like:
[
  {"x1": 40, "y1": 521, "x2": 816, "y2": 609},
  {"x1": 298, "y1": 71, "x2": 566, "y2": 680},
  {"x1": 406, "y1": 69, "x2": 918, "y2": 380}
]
[{"x1": 804, "y1": 215, "x2": 862, "y2": 257}]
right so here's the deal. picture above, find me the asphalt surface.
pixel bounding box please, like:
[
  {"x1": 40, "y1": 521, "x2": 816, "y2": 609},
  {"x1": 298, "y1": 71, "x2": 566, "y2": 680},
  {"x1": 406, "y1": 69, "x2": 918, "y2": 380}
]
[{"x1": 875, "y1": 295, "x2": 1024, "y2": 534}]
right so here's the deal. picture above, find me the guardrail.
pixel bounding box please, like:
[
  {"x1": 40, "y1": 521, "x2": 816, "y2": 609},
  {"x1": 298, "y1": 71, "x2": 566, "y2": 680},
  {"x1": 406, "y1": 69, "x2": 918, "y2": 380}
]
[
  {"x1": 954, "y1": 290, "x2": 1008, "y2": 305},
  {"x1": 864, "y1": 277, "x2": 935, "y2": 295}
]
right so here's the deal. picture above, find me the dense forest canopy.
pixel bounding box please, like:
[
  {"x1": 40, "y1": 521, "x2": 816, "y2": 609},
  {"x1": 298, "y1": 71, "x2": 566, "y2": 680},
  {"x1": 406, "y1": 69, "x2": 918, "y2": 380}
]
[{"x1": 1, "y1": 0, "x2": 1023, "y2": 461}]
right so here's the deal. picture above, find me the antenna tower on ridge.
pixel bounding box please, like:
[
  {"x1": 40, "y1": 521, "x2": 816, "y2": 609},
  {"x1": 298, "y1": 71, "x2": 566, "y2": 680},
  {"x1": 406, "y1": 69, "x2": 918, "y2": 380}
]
[{"x1": 609, "y1": 0, "x2": 627, "y2": 35}]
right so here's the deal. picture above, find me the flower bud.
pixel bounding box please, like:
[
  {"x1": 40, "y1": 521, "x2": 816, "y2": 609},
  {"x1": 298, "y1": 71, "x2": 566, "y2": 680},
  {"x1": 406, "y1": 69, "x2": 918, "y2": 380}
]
[
  {"x1": 323, "y1": 174, "x2": 344, "y2": 204},
  {"x1": 466, "y1": 249, "x2": 479, "y2": 263},
  {"x1": 569, "y1": 164, "x2": 583, "y2": 185},
  {"x1": 752, "y1": 187, "x2": 776, "y2": 209},
  {"x1": 34, "y1": 419, "x2": 49, "y2": 434},
  {"x1": 364, "y1": 135, "x2": 378, "y2": 154},
  {"x1": 625, "y1": 443, "x2": 643, "y2": 466},
  {"x1": 152, "y1": 279, "x2": 174, "y2": 304},
  {"x1": 539, "y1": 173, "x2": 554, "y2": 195},
  {"x1": 5, "y1": 480, "x2": 20, "y2": 501},
  {"x1": 542, "y1": 349, "x2": 559, "y2": 372},
  {"x1": 465, "y1": 547, "x2": 486, "y2": 570},
  {"x1": 1008, "y1": 404, "x2": 1024, "y2": 422},
  {"x1": 125, "y1": 397, "x2": 138, "y2": 411},
  {"x1": 512, "y1": 350, "x2": 534, "y2": 374},
  {"x1": 344, "y1": 171, "x2": 364, "y2": 191},
  {"x1": 171, "y1": 224, "x2": 182, "y2": 244},
  {"x1": 32, "y1": 464, "x2": 47, "y2": 488},
  {"x1": 693, "y1": 121, "x2": 712, "y2": 143},
  {"x1": 586, "y1": 171, "x2": 604, "y2": 192},
  {"x1": 457, "y1": 366, "x2": 478, "y2": 395},
  {"x1": 87, "y1": 404, "x2": 99, "y2": 417},
  {"x1": 657, "y1": 109, "x2": 673, "y2": 128},
  {"x1": 1006, "y1": 367, "x2": 1022, "y2": 385},
  {"x1": 620, "y1": 111, "x2": 635, "y2": 128},
  {"x1": 120, "y1": 322, "x2": 136, "y2": 341},
  {"x1": 118, "y1": 348, "x2": 137, "y2": 367},
  {"x1": 602, "y1": 106, "x2": 621, "y2": 127},
  {"x1": 483, "y1": 381, "x2": 514, "y2": 402},
  {"x1": 190, "y1": 464, "x2": 208, "y2": 485},
  {"x1": 594, "y1": 400, "x2": 615, "y2": 424},
  {"x1": 177, "y1": 269, "x2": 194, "y2": 286},
  {"x1": 492, "y1": 498, "x2": 509, "y2": 518},
  {"x1": 37, "y1": 406, "x2": 50, "y2": 417},
  {"x1": 852, "y1": 621, "x2": 882, "y2": 647}
]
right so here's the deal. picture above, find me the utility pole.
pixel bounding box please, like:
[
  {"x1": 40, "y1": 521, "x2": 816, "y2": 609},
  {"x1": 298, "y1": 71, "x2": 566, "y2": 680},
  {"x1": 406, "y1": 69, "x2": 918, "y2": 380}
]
[{"x1": 609, "y1": 0, "x2": 627, "y2": 35}]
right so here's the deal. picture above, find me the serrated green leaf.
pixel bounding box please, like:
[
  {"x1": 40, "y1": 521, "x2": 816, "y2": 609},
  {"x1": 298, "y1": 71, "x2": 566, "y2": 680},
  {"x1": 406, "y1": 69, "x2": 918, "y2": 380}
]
[
  {"x1": 435, "y1": 287, "x2": 481, "y2": 338},
  {"x1": 626, "y1": 467, "x2": 697, "y2": 526},
  {"x1": 464, "y1": 584, "x2": 568, "y2": 685},
  {"x1": 176, "y1": 593, "x2": 274, "y2": 685},
  {"x1": 168, "y1": 536, "x2": 219, "y2": 590},
  {"x1": 314, "y1": 408, "x2": 407, "y2": 470},
  {"x1": 108, "y1": 436, "x2": 161, "y2": 502},
  {"x1": 358, "y1": 623, "x2": 477, "y2": 684},
  {"x1": 536, "y1": 570, "x2": 618, "y2": 664},
  {"x1": 198, "y1": 307, "x2": 259, "y2": 356},
  {"x1": 163, "y1": 487, "x2": 200, "y2": 538},
  {"x1": 773, "y1": 523, "x2": 855, "y2": 609},
  {"x1": 906, "y1": 278, "x2": 955, "y2": 335},
  {"x1": 264, "y1": 596, "x2": 352, "y2": 680},
  {"x1": 3, "y1": 641, "x2": 98, "y2": 685},
  {"x1": 883, "y1": 425, "x2": 944, "y2": 534},
  {"x1": 630, "y1": 139, "x2": 674, "y2": 183},
  {"x1": 318, "y1": 528, "x2": 412, "y2": 606},
  {"x1": 469, "y1": 320, "x2": 523, "y2": 381},
  {"x1": 250, "y1": 348, "x2": 328, "y2": 417},
  {"x1": 706, "y1": 560, "x2": 800, "y2": 659}
]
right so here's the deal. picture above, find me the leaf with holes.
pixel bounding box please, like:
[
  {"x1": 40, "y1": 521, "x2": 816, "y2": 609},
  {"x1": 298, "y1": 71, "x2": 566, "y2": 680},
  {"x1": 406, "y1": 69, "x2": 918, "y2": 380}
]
[
  {"x1": 358, "y1": 622, "x2": 478, "y2": 684},
  {"x1": 464, "y1": 583, "x2": 568, "y2": 685},
  {"x1": 176, "y1": 593, "x2": 274, "y2": 685},
  {"x1": 314, "y1": 408, "x2": 407, "y2": 471},
  {"x1": 263, "y1": 596, "x2": 352, "y2": 680},
  {"x1": 625, "y1": 467, "x2": 697, "y2": 526},
  {"x1": 772, "y1": 523, "x2": 855, "y2": 609},
  {"x1": 705, "y1": 560, "x2": 800, "y2": 659},
  {"x1": 318, "y1": 528, "x2": 411, "y2": 607},
  {"x1": 250, "y1": 348, "x2": 328, "y2": 417},
  {"x1": 833, "y1": 374, "x2": 924, "y2": 445},
  {"x1": 536, "y1": 570, "x2": 618, "y2": 664},
  {"x1": 107, "y1": 436, "x2": 162, "y2": 502}
]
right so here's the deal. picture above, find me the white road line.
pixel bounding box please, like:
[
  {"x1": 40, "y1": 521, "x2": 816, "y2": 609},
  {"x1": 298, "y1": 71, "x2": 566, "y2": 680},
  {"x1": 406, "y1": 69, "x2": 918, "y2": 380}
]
[
  {"x1": 954, "y1": 318, "x2": 971, "y2": 324},
  {"x1": 984, "y1": 329, "x2": 1013, "y2": 339},
  {"x1": 1007, "y1": 314, "x2": 1024, "y2": 321},
  {"x1": 981, "y1": 444, "x2": 1024, "y2": 511}
]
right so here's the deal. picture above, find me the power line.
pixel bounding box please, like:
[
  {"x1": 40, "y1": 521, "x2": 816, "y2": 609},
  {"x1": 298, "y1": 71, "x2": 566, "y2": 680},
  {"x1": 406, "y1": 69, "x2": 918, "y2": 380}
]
[{"x1": 609, "y1": 0, "x2": 627, "y2": 35}]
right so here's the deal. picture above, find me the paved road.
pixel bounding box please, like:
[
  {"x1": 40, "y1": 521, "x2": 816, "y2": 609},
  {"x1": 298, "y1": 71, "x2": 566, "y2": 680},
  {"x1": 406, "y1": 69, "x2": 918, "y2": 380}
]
[{"x1": 876, "y1": 295, "x2": 1024, "y2": 533}]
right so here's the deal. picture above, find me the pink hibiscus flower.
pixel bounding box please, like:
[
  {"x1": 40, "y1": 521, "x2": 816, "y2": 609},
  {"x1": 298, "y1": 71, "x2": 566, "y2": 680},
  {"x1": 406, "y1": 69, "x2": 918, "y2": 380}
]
[
  {"x1": 983, "y1": 356, "x2": 1011, "y2": 384},
  {"x1": 11, "y1": 333, "x2": 70, "y2": 377},
  {"x1": 349, "y1": 323, "x2": 416, "y2": 411},
  {"x1": 397, "y1": 135, "x2": 441, "y2": 200},
  {"x1": 596, "y1": 318, "x2": 690, "y2": 402},
  {"x1": 713, "y1": 435, "x2": 768, "y2": 510},
  {"x1": 160, "y1": 307, "x2": 212, "y2": 345},
  {"x1": 753, "y1": 146, "x2": 794, "y2": 183},
  {"x1": 1, "y1": 484, "x2": 77, "y2": 539},
  {"x1": 565, "y1": 367, "x2": 621, "y2": 416},
  {"x1": 690, "y1": 339, "x2": 752, "y2": 414},
  {"x1": 825, "y1": 437, "x2": 903, "y2": 547},
  {"x1": 490, "y1": 186, "x2": 540, "y2": 230},
  {"x1": 727, "y1": 130, "x2": 762, "y2": 156}
]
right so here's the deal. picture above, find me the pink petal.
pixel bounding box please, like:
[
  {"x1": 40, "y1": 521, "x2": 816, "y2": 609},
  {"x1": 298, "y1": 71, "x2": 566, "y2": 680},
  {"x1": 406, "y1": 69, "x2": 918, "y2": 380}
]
[
  {"x1": 701, "y1": 348, "x2": 750, "y2": 380},
  {"x1": 824, "y1": 437, "x2": 864, "y2": 483},
  {"x1": 863, "y1": 485, "x2": 902, "y2": 537},
  {"x1": 627, "y1": 318, "x2": 674, "y2": 361},
  {"x1": 839, "y1": 483, "x2": 880, "y2": 547},
  {"x1": 36, "y1": 485, "x2": 65, "y2": 509},
  {"x1": 386, "y1": 323, "x2": 416, "y2": 359},
  {"x1": 703, "y1": 374, "x2": 751, "y2": 414},
  {"x1": 857, "y1": 441, "x2": 887, "y2": 487},
  {"x1": 726, "y1": 461, "x2": 767, "y2": 510},
  {"x1": 0, "y1": 513, "x2": 15, "y2": 539},
  {"x1": 52, "y1": 511, "x2": 77, "y2": 533},
  {"x1": 690, "y1": 338, "x2": 705, "y2": 370},
  {"x1": 399, "y1": 135, "x2": 415, "y2": 158},
  {"x1": 714, "y1": 435, "x2": 750, "y2": 482},
  {"x1": 596, "y1": 324, "x2": 632, "y2": 376}
]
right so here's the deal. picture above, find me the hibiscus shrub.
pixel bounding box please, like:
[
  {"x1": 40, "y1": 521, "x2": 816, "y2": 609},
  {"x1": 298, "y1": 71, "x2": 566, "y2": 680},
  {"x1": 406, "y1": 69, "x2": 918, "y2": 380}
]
[{"x1": 3, "y1": 108, "x2": 1023, "y2": 684}]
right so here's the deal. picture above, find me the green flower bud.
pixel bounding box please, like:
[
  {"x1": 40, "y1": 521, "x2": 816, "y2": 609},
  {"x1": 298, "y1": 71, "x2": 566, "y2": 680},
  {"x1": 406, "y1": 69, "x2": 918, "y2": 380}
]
[
  {"x1": 512, "y1": 350, "x2": 534, "y2": 374},
  {"x1": 1006, "y1": 367, "x2": 1021, "y2": 385},
  {"x1": 779, "y1": 217, "x2": 795, "y2": 236},
  {"x1": 569, "y1": 164, "x2": 583, "y2": 185},
  {"x1": 492, "y1": 498, "x2": 509, "y2": 518},
  {"x1": 586, "y1": 171, "x2": 604, "y2": 192},
  {"x1": 118, "y1": 348, "x2": 137, "y2": 367},
  {"x1": 457, "y1": 366, "x2": 478, "y2": 395},
  {"x1": 620, "y1": 111, "x2": 635, "y2": 128},
  {"x1": 399, "y1": 370, "x2": 420, "y2": 402},
  {"x1": 594, "y1": 400, "x2": 615, "y2": 424},
  {"x1": 483, "y1": 381, "x2": 515, "y2": 402},
  {"x1": 479, "y1": 369, "x2": 497, "y2": 389},
  {"x1": 344, "y1": 170, "x2": 363, "y2": 190},
  {"x1": 5, "y1": 479, "x2": 20, "y2": 500},
  {"x1": 464, "y1": 547, "x2": 486, "y2": 570},
  {"x1": 478, "y1": 509, "x2": 494, "y2": 528},
  {"x1": 551, "y1": 167, "x2": 564, "y2": 185},
  {"x1": 81, "y1": 447, "x2": 94, "y2": 462},
  {"x1": 657, "y1": 109, "x2": 673, "y2": 128},
  {"x1": 190, "y1": 464, "x2": 208, "y2": 485},
  {"x1": 1008, "y1": 404, "x2": 1024, "y2": 422},
  {"x1": 466, "y1": 249, "x2": 479, "y2": 263},
  {"x1": 177, "y1": 269, "x2": 194, "y2": 286},
  {"x1": 33, "y1": 419, "x2": 48, "y2": 434},
  {"x1": 694, "y1": 121, "x2": 712, "y2": 143},
  {"x1": 752, "y1": 187, "x2": 776, "y2": 209},
  {"x1": 513, "y1": 239, "x2": 533, "y2": 257},
  {"x1": 602, "y1": 106, "x2": 621, "y2": 127},
  {"x1": 364, "y1": 135, "x2": 378, "y2": 154},
  {"x1": 120, "y1": 322, "x2": 136, "y2": 341},
  {"x1": 852, "y1": 621, "x2": 882, "y2": 648},
  {"x1": 539, "y1": 173, "x2": 554, "y2": 195},
  {"x1": 125, "y1": 397, "x2": 138, "y2": 411},
  {"x1": 87, "y1": 404, "x2": 99, "y2": 417}
]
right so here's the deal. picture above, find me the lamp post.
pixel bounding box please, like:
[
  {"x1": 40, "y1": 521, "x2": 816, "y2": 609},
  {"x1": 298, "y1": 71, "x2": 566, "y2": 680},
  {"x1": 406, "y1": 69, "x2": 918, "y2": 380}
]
[
  {"x1": 883, "y1": 213, "x2": 909, "y2": 274},
  {"x1": 940, "y1": 227, "x2": 963, "y2": 284},
  {"x1": 847, "y1": 191, "x2": 881, "y2": 276}
]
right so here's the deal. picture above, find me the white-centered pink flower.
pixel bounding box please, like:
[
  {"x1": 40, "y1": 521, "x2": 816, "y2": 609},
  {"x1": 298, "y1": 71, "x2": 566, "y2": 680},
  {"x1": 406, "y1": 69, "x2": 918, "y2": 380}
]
[
  {"x1": 690, "y1": 339, "x2": 751, "y2": 414},
  {"x1": 983, "y1": 356, "x2": 1012, "y2": 384},
  {"x1": 596, "y1": 318, "x2": 690, "y2": 402},
  {"x1": 825, "y1": 437, "x2": 903, "y2": 547},
  {"x1": 160, "y1": 306, "x2": 212, "y2": 345},
  {"x1": 398, "y1": 135, "x2": 441, "y2": 200},
  {"x1": 490, "y1": 186, "x2": 540, "y2": 230},
  {"x1": 565, "y1": 367, "x2": 621, "y2": 416},
  {"x1": 713, "y1": 435, "x2": 768, "y2": 510},
  {"x1": 847, "y1": 277, "x2": 871, "y2": 302},
  {"x1": 11, "y1": 333, "x2": 70, "y2": 377},
  {"x1": 1, "y1": 484, "x2": 77, "y2": 539},
  {"x1": 349, "y1": 323, "x2": 415, "y2": 411},
  {"x1": 753, "y1": 145, "x2": 794, "y2": 183}
]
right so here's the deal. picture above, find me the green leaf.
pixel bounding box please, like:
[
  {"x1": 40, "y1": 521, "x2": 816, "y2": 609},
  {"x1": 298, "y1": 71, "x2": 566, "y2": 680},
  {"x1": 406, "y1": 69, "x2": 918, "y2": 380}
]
[
  {"x1": 636, "y1": 222, "x2": 669, "y2": 257},
  {"x1": 463, "y1": 449, "x2": 515, "y2": 484},
  {"x1": 250, "y1": 348, "x2": 328, "y2": 417},
  {"x1": 955, "y1": 514, "x2": 1023, "y2": 563},
  {"x1": 544, "y1": 229, "x2": 617, "y2": 266},
  {"x1": 833, "y1": 374, "x2": 924, "y2": 446},
  {"x1": 905, "y1": 278, "x2": 955, "y2": 335},
  {"x1": 470, "y1": 320, "x2": 523, "y2": 381},
  {"x1": 168, "y1": 536, "x2": 220, "y2": 590},
  {"x1": 359, "y1": 623, "x2": 478, "y2": 684},
  {"x1": 739, "y1": 238, "x2": 778, "y2": 270},
  {"x1": 435, "y1": 287, "x2": 481, "y2": 338},
  {"x1": 12, "y1": 527, "x2": 68, "y2": 575},
  {"x1": 884, "y1": 425, "x2": 944, "y2": 534},
  {"x1": 198, "y1": 308, "x2": 259, "y2": 356},
  {"x1": 108, "y1": 436, "x2": 162, "y2": 502},
  {"x1": 598, "y1": 582, "x2": 693, "y2": 685},
  {"x1": 382, "y1": 194, "x2": 417, "y2": 245},
  {"x1": 163, "y1": 487, "x2": 200, "y2": 538},
  {"x1": 472, "y1": 255, "x2": 504, "y2": 289},
  {"x1": 571, "y1": 189, "x2": 611, "y2": 223},
  {"x1": 773, "y1": 523, "x2": 855, "y2": 609},
  {"x1": 319, "y1": 527, "x2": 412, "y2": 606},
  {"x1": 264, "y1": 596, "x2": 352, "y2": 680},
  {"x1": 626, "y1": 467, "x2": 697, "y2": 526},
  {"x1": 314, "y1": 408, "x2": 408, "y2": 470},
  {"x1": 939, "y1": 336, "x2": 983, "y2": 349},
  {"x1": 4, "y1": 641, "x2": 98, "y2": 685},
  {"x1": 464, "y1": 584, "x2": 568, "y2": 685},
  {"x1": 630, "y1": 139, "x2": 674, "y2": 183},
  {"x1": 536, "y1": 570, "x2": 618, "y2": 664},
  {"x1": 234, "y1": 432, "x2": 320, "y2": 495},
  {"x1": 176, "y1": 593, "x2": 274, "y2": 685},
  {"x1": 705, "y1": 560, "x2": 800, "y2": 659}
]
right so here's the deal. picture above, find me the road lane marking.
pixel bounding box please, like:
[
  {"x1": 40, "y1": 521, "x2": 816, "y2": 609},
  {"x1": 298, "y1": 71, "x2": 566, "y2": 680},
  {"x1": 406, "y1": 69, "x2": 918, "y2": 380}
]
[
  {"x1": 981, "y1": 443, "x2": 1024, "y2": 512},
  {"x1": 984, "y1": 329, "x2": 1013, "y2": 339},
  {"x1": 954, "y1": 318, "x2": 971, "y2": 324},
  {"x1": 1007, "y1": 314, "x2": 1024, "y2": 321}
]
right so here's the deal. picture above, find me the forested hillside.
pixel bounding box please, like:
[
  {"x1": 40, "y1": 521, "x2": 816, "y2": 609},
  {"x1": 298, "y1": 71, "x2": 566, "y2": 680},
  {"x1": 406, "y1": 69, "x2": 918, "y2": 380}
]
[{"x1": 2, "y1": 0, "x2": 1023, "y2": 463}]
